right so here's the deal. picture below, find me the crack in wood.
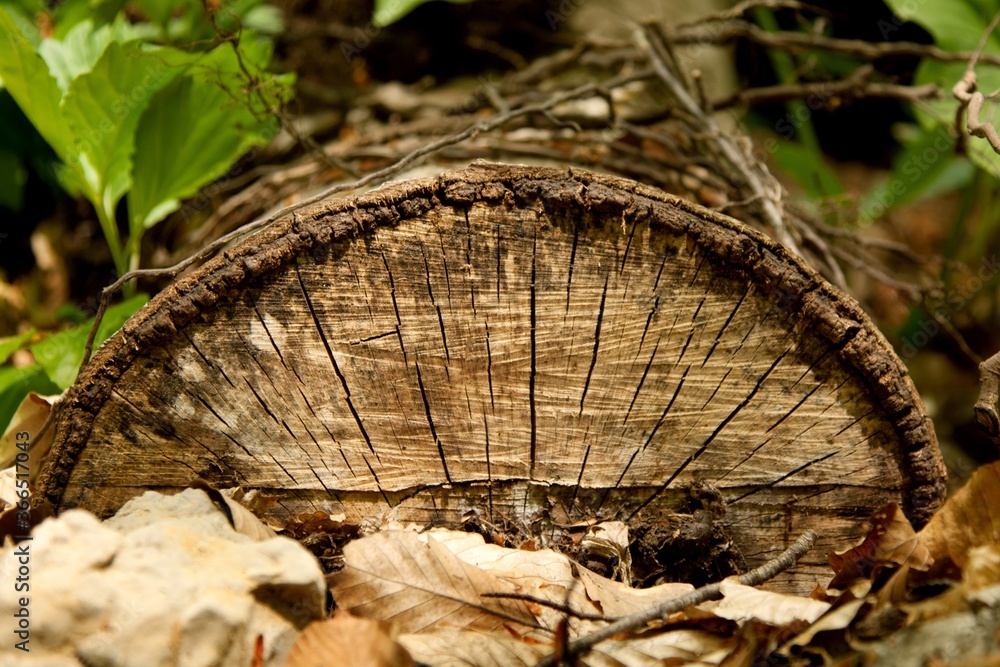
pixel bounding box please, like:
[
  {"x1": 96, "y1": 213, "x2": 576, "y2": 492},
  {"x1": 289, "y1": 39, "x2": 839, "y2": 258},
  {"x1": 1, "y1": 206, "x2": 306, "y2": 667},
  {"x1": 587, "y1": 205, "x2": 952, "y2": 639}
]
[
  {"x1": 580, "y1": 275, "x2": 609, "y2": 416},
  {"x1": 422, "y1": 247, "x2": 451, "y2": 366},
  {"x1": 250, "y1": 295, "x2": 288, "y2": 370},
  {"x1": 380, "y1": 251, "x2": 408, "y2": 364},
  {"x1": 485, "y1": 318, "x2": 495, "y2": 412},
  {"x1": 702, "y1": 283, "x2": 752, "y2": 367},
  {"x1": 270, "y1": 452, "x2": 298, "y2": 484},
  {"x1": 350, "y1": 331, "x2": 397, "y2": 345},
  {"x1": 529, "y1": 227, "x2": 537, "y2": 478},
  {"x1": 463, "y1": 209, "x2": 476, "y2": 316},
  {"x1": 570, "y1": 434, "x2": 592, "y2": 510},
  {"x1": 766, "y1": 384, "x2": 823, "y2": 434},
  {"x1": 295, "y1": 263, "x2": 377, "y2": 459},
  {"x1": 414, "y1": 360, "x2": 452, "y2": 484},
  {"x1": 729, "y1": 451, "x2": 839, "y2": 503},
  {"x1": 701, "y1": 368, "x2": 733, "y2": 411},
  {"x1": 637, "y1": 296, "x2": 660, "y2": 355},
  {"x1": 624, "y1": 337, "x2": 660, "y2": 425},
  {"x1": 642, "y1": 364, "x2": 690, "y2": 451},
  {"x1": 182, "y1": 330, "x2": 236, "y2": 389},
  {"x1": 620, "y1": 216, "x2": 638, "y2": 275},
  {"x1": 565, "y1": 223, "x2": 580, "y2": 317}
]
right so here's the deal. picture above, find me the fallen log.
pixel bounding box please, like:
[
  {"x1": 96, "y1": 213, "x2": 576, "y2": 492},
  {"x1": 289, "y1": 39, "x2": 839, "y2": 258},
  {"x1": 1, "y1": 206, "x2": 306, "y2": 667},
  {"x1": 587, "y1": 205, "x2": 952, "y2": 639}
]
[{"x1": 38, "y1": 163, "x2": 946, "y2": 592}]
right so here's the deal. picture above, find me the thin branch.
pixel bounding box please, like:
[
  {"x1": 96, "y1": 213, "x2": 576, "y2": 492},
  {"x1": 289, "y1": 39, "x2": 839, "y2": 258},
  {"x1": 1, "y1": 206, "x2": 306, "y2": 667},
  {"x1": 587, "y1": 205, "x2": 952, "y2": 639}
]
[
  {"x1": 953, "y1": 12, "x2": 1000, "y2": 155},
  {"x1": 534, "y1": 529, "x2": 818, "y2": 666},
  {"x1": 673, "y1": 20, "x2": 1000, "y2": 68},
  {"x1": 481, "y1": 592, "x2": 611, "y2": 622},
  {"x1": 975, "y1": 351, "x2": 1000, "y2": 441},
  {"x1": 80, "y1": 69, "x2": 653, "y2": 368},
  {"x1": 641, "y1": 22, "x2": 801, "y2": 254},
  {"x1": 713, "y1": 67, "x2": 941, "y2": 110},
  {"x1": 674, "y1": 0, "x2": 825, "y2": 29}
]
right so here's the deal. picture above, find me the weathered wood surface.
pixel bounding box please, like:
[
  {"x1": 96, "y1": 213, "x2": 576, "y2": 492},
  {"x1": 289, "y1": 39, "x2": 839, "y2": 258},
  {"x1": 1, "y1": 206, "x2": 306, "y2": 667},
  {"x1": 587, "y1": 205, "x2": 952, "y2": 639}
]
[{"x1": 39, "y1": 163, "x2": 946, "y2": 592}]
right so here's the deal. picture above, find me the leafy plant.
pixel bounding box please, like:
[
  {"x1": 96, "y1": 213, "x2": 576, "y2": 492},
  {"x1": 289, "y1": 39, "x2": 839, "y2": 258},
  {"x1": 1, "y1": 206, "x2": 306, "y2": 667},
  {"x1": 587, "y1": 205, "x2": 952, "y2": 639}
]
[
  {"x1": 884, "y1": 0, "x2": 1000, "y2": 179},
  {"x1": 0, "y1": 4, "x2": 293, "y2": 279},
  {"x1": 0, "y1": 295, "x2": 148, "y2": 436}
]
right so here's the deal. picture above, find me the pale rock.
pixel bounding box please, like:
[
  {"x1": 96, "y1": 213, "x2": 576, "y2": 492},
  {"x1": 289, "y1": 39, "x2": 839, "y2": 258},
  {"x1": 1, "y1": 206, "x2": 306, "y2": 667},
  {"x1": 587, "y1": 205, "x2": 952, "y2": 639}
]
[{"x1": 0, "y1": 489, "x2": 326, "y2": 666}]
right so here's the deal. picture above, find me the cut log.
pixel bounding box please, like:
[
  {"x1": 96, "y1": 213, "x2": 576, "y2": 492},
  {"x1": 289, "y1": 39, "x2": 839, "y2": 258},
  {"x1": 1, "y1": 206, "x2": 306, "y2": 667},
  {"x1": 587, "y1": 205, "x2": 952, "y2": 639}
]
[{"x1": 39, "y1": 163, "x2": 946, "y2": 593}]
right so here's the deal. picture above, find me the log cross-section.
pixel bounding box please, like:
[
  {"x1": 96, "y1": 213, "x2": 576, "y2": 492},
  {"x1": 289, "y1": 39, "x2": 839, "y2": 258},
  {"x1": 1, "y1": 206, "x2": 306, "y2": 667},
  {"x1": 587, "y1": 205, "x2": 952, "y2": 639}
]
[{"x1": 39, "y1": 163, "x2": 946, "y2": 592}]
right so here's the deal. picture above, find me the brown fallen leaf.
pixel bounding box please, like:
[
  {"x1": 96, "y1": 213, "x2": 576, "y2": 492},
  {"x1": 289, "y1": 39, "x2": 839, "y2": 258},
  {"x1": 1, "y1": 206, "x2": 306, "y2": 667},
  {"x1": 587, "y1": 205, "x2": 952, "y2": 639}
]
[
  {"x1": 284, "y1": 611, "x2": 414, "y2": 667},
  {"x1": 828, "y1": 502, "x2": 931, "y2": 588},
  {"x1": 0, "y1": 391, "x2": 58, "y2": 487},
  {"x1": 424, "y1": 527, "x2": 693, "y2": 620},
  {"x1": 397, "y1": 630, "x2": 547, "y2": 667},
  {"x1": 705, "y1": 580, "x2": 830, "y2": 626},
  {"x1": 327, "y1": 530, "x2": 539, "y2": 634},
  {"x1": 918, "y1": 462, "x2": 1000, "y2": 569}
]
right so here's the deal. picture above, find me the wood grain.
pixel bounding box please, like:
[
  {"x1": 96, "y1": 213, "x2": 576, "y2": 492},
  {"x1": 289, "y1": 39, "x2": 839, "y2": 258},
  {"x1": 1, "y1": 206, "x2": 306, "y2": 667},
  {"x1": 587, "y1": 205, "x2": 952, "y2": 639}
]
[{"x1": 39, "y1": 163, "x2": 946, "y2": 593}]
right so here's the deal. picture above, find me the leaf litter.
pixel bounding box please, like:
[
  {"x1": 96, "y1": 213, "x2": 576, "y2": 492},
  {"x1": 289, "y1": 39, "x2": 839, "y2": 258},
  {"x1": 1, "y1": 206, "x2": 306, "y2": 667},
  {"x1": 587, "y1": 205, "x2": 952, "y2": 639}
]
[{"x1": 277, "y1": 462, "x2": 1000, "y2": 666}]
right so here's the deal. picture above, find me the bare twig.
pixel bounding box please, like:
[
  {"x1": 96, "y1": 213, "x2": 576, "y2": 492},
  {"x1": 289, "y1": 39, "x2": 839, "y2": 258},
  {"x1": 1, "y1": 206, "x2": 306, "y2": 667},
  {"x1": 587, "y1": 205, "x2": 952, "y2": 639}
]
[
  {"x1": 641, "y1": 22, "x2": 801, "y2": 254},
  {"x1": 481, "y1": 592, "x2": 611, "y2": 622},
  {"x1": 713, "y1": 66, "x2": 941, "y2": 110},
  {"x1": 80, "y1": 70, "x2": 653, "y2": 367},
  {"x1": 674, "y1": 20, "x2": 1000, "y2": 68},
  {"x1": 674, "y1": 0, "x2": 824, "y2": 29},
  {"x1": 975, "y1": 351, "x2": 1000, "y2": 441},
  {"x1": 534, "y1": 529, "x2": 818, "y2": 666},
  {"x1": 953, "y1": 12, "x2": 1000, "y2": 155}
]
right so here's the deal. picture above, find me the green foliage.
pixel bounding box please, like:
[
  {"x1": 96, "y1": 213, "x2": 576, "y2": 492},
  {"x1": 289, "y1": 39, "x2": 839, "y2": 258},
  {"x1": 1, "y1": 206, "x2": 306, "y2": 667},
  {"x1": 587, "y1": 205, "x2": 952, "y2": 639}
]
[
  {"x1": 0, "y1": 295, "x2": 147, "y2": 436},
  {"x1": 373, "y1": 0, "x2": 473, "y2": 27},
  {"x1": 0, "y1": 3, "x2": 293, "y2": 276},
  {"x1": 753, "y1": 8, "x2": 845, "y2": 199},
  {"x1": 884, "y1": 0, "x2": 1000, "y2": 179}
]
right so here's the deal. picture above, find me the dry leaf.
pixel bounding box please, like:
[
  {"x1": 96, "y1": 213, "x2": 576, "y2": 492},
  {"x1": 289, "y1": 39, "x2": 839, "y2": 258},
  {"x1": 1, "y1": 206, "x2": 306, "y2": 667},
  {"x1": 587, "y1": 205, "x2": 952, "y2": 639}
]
[
  {"x1": 581, "y1": 521, "x2": 632, "y2": 583},
  {"x1": 918, "y1": 462, "x2": 1000, "y2": 569},
  {"x1": 328, "y1": 530, "x2": 538, "y2": 634},
  {"x1": 828, "y1": 503, "x2": 931, "y2": 588},
  {"x1": 399, "y1": 627, "x2": 728, "y2": 667},
  {"x1": 780, "y1": 598, "x2": 869, "y2": 655},
  {"x1": 0, "y1": 391, "x2": 58, "y2": 483},
  {"x1": 707, "y1": 580, "x2": 830, "y2": 626},
  {"x1": 424, "y1": 528, "x2": 693, "y2": 620},
  {"x1": 284, "y1": 611, "x2": 414, "y2": 667},
  {"x1": 398, "y1": 630, "x2": 547, "y2": 667}
]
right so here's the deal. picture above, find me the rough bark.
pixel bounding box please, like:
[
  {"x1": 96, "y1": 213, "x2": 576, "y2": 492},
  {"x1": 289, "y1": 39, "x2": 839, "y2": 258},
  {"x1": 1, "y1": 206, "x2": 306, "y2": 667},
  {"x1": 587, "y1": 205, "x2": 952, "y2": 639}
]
[{"x1": 38, "y1": 163, "x2": 946, "y2": 593}]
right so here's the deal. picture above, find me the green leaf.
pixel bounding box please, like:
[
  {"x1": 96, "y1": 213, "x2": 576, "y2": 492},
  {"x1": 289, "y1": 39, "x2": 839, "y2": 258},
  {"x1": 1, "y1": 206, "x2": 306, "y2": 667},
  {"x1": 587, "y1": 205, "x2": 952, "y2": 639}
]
[
  {"x1": 886, "y1": 125, "x2": 974, "y2": 208},
  {"x1": 0, "y1": 365, "x2": 59, "y2": 442},
  {"x1": 38, "y1": 17, "x2": 141, "y2": 92},
  {"x1": 373, "y1": 0, "x2": 473, "y2": 27},
  {"x1": 771, "y1": 140, "x2": 845, "y2": 198},
  {"x1": 0, "y1": 7, "x2": 72, "y2": 156},
  {"x1": 60, "y1": 40, "x2": 179, "y2": 215},
  {"x1": 0, "y1": 330, "x2": 34, "y2": 364},
  {"x1": 129, "y1": 36, "x2": 293, "y2": 232},
  {"x1": 884, "y1": 0, "x2": 998, "y2": 51},
  {"x1": 29, "y1": 293, "x2": 147, "y2": 389},
  {"x1": 51, "y1": 0, "x2": 127, "y2": 38},
  {"x1": 883, "y1": 0, "x2": 1000, "y2": 177},
  {"x1": 129, "y1": 74, "x2": 252, "y2": 230}
]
